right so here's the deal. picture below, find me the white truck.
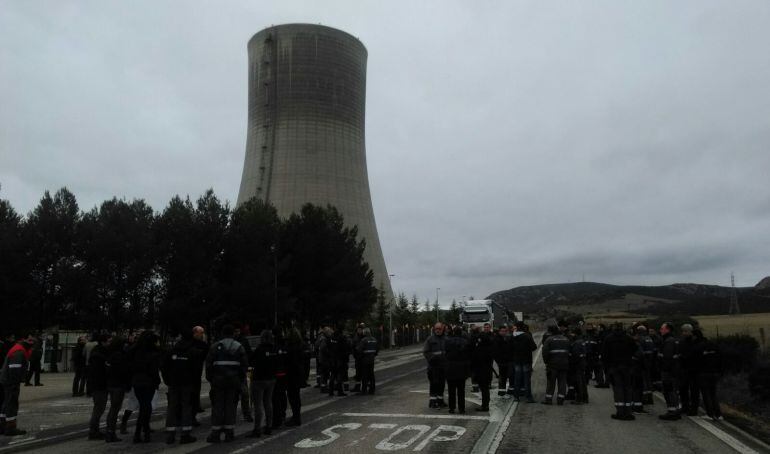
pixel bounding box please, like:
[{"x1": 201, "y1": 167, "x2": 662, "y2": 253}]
[{"x1": 460, "y1": 300, "x2": 518, "y2": 331}]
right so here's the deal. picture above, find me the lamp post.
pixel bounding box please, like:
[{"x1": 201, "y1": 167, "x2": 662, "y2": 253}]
[
  {"x1": 389, "y1": 274, "x2": 396, "y2": 348},
  {"x1": 270, "y1": 244, "x2": 278, "y2": 326},
  {"x1": 436, "y1": 287, "x2": 440, "y2": 323}
]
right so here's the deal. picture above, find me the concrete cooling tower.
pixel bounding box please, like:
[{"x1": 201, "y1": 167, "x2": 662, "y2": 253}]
[{"x1": 236, "y1": 24, "x2": 393, "y2": 298}]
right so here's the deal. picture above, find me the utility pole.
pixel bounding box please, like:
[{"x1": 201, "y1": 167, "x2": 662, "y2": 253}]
[
  {"x1": 271, "y1": 244, "x2": 278, "y2": 326},
  {"x1": 389, "y1": 274, "x2": 396, "y2": 348},
  {"x1": 436, "y1": 287, "x2": 440, "y2": 323},
  {"x1": 729, "y1": 272, "x2": 741, "y2": 315}
]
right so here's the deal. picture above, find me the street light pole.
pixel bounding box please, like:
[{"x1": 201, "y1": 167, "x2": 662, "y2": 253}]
[
  {"x1": 270, "y1": 245, "x2": 278, "y2": 327},
  {"x1": 436, "y1": 287, "x2": 440, "y2": 323},
  {"x1": 389, "y1": 274, "x2": 396, "y2": 349}
]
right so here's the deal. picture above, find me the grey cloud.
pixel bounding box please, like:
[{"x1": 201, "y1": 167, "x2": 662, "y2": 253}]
[{"x1": 2, "y1": 1, "x2": 769, "y2": 306}]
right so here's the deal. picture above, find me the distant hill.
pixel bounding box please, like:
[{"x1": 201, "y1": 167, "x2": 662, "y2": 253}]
[{"x1": 487, "y1": 280, "x2": 770, "y2": 317}]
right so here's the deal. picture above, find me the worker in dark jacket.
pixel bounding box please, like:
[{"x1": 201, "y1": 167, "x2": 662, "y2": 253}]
[
  {"x1": 693, "y1": 329, "x2": 723, "y2": 420},
  {"x1": 191, "y1": 326, "x2": 208, "y2": 424},
  {"x1": 0, "y1": 335, "x2": 35, "y2": 436},
  {"x1": 206, "y1": 325, "x2": 248, "y2": 443},
  {"x1": 271, "y1": 328, "x2": 289, "y2": 428},
  {"x1": 130, "y1": 331, "x2": 162, "y2": 443},
  {"x1": 327, "y1": 327, "x2": 351, "y2": 397},
  {"x1": 284, "y1": 328, "x2": 305, "y2": 427},
  {"x1": 356, "y1": 328, "x2": 379, "y2": 395},
  {"x1": 541, "y1": 325, "x2": 570, "y2": 405},
  {"x1": 161, "y1": 331, "x2": 199, "y2": 445},
  {"x1": 648, "y1": 328, "x2": 663, "y2": 391},
  {"x1": 233, "y1": 324, "x2": 253, "y2": 423},
  {"x1": 0, "y1": 334, "x2": 14, "y2": 434},
  {"x1": 511, "y1": 322, "x2": 537, "y2": 403},
  {"x1": 445, "y1": 326, "x2": 470, "y2": 414},
  {"x1": 104, "y1": 336, "x2": 130, "y2": 442},
  {"x1": 584, "y1": 324, "x2": 607, "y2": 388},
  {"x1": 658, "y1": 322, "x2": 682, "y2": 420},
  {"x1": 351, "y1": 324, "x2": 365, "y2": 393},
  {"x1": 315, "y1": 327, "x2": 332, "y2": 392},
  {"x1": 569, "y1": 328, "x2": 589, "y2": 405},
  {"x1": 492, "y1": 326, "x2": 513, "y2": 396},
  {"x1": 87, "y1": 334, "x2": 112, "y2": 440},
  {"x1": 471, "y1": 324, "x2": 494, "y2": 411},
  {"x1": 71, "y1": 336, "x2": 87, "y2": 397},
  {"x1": 637, "y1": 325, "x2": 657, "y2": 405},
  {"x1": 248, "y1": 329, "x2": 277, "y2": 438},
  {"x1": 678, "y1": 323, "x2": 701, "y2": 416},
  {"x1": 24, "y1": 336, "x2": 43, "y2": 387},
  {"x1": 630, "y1": 327, "x2": 647, "y2": 413},
  {"x1": 603, "y1": 323, "x2": 638, "y2": 420},
  {"x1": 423, "y1": 323, "x2": 448, "y2": 409}
]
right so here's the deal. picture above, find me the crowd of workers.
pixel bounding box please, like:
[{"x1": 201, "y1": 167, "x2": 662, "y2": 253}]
[
  {"x1": 1, "y1": 317, "x2": 725, "y2": 444},
  {"x1": 421, "y1": 319, "x2": 724, "y2": 422},
  {"x1": 0, "y1": 322, "x2": 379, "y2": 444}
]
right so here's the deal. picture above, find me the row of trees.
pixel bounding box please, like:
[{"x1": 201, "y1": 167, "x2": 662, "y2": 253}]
[{"x1": 0, "y1": 186, "x2": 379, "y2": 336}]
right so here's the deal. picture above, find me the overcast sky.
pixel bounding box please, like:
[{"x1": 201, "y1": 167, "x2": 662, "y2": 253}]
[{"x1": 2, "y1": 1, "x2": 769, "y2": 306}]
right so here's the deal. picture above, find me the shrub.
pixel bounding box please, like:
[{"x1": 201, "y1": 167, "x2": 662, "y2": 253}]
[{"x1": 716, "y1": 334, "x2": 760, "y2": 374}]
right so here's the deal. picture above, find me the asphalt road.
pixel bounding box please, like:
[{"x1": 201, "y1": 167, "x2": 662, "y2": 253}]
[{"x1": 1, "y1": 338, "x2": 768, "y2": 454}]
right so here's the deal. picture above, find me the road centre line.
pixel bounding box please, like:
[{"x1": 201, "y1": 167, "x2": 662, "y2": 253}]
[
  {"x1": 341, "y1": 413, "x2": 491, "y2": 421},
  {"x1": 471, "y1": 333, "x2": 544, "y2": 454}
]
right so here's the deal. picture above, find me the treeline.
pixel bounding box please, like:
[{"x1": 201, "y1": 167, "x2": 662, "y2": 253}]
[{"x1": 0, "y1": 187, "x2": 378, "y2": 336}]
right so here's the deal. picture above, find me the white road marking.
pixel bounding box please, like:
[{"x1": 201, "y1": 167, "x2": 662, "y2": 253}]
[
  {"x1": 688, "y1": 416, "x2": 759, "y2": 454},
  {"x1": 295, "y1": 423, "x2": 362, "y2": 448},
  {"x1": 369, "y1": 423, "x2": 399, "y2": 429},
  {"x1": 374, "y1": 424, "x2": 431, "y2": 451},
  {"x1": 652, "y1": 388, "x2": 763, "y2": 454},
  {"x1": 471, "y1": 332, "x2": 544, "y2": 454},
  {"x1": 341, "y1": 412, "x2": 491, "y2": 421},
  {"x1": 413, "y1": 425, "x2": 467, "y2": 451}
]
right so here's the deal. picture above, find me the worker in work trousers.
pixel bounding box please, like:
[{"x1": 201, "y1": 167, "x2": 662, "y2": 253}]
[
  {"x1": 423, "y1": 323, "x2": 448, "y2": 408},
  {"x1": 541, "y1": 325, "x2": 570, "y2": 405},
  {"x1": 658, "y1": 322, "x2": 682, "y2": 421},
  {"x1": 602, "y1": 323, "x2": 638, "y2": 420},
  {"x1": 205, "y1": 325, "x2": 248, "y2": 443},
  {"x1": 0, "y1": 335, "x2": 35, "y2": 436},
  {"x1": 356, "y1": 329, "x2": 379, "y2": 394},
  {"x1": 161, "y1": 332, "x2": 198, "y2": 445}
]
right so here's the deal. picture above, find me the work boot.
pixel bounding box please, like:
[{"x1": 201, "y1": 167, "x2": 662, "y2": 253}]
[
  {"x1": 437, "y1": 399, "x2": 447, "y2": 408},
  {"x1": 3, "y1": 421, "x2": 27, "y2": 437},
  {"x1": 337, "y1": 391, "x2": 348, "y2": 397},
  {"x1": 165, "y1": 431, "x2": 176, "y2": 444},
  {"x1": 247, "y1": 427, "x2": 261, "y2": 438},
  {"x1": 497, "y1": 390, "x2": 507, "y2": 397},
  {"x1": 87, "y1": 430, "x2": 105, "y2": 440},
  {"x1": 556, "y1": 397, "x2": 564, "y2": 406},
  {"x1": 224, "y1": 429, "x2": 235, "y2": 442},
  {"x1": 180, "y1": 432, "x2": 197, "y2": 444},
  {"x1": 541, "y1": 399, "x2": 552, "y2": 405},
  {"x1": 659, "y1": 412, "x2": 681, "y2": 421},
  {"x1": 285, "y1": 417, "x2": 301, "y2": 427},
  {"x1": 352, "y1": 383, "x2": 361, "y2": 393},
  {"x1": 104, "y1": 431, "x2": 121, "y2": 443},
  {"x1": 206, "y1": 429, "x2": 222, "y2": 443},
  {"x1": 120, "y1": 410, "x2": 132, "y2": 434}
]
